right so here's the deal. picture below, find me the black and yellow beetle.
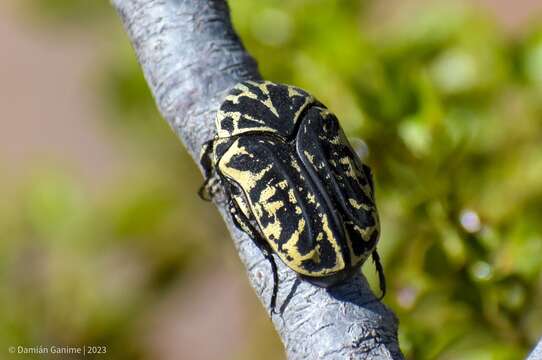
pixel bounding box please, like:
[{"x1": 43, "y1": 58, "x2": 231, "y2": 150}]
[{"x1": 199, "y1": 80, "x2": 384, "y2": 311}]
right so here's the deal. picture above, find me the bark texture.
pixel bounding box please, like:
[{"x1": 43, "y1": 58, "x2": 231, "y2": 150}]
[
  {"x1": 110, "y1": 0, "x2": 403, "y2": 358},
  {"x1": 528, "y1": 339, "x2": 542, "y2": 360}
]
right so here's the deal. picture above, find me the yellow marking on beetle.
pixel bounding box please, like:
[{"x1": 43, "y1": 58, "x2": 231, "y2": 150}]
[
  {"x1": 246, "y1": 80, "x2": 280, "y2": 118},
  {"x1": 291, "y1": 159, "x2": 302, "y2": 173},
  {"x1": 350, "y1": 251, "x2": 369, "y2": 266},
  {"x1": 233, "y1": 211, "x2": 253, "y2": 236},
  {"x1": 287, "y1": 189, "x2": 298, "y2": 204},
  {"x1": 303, "y1": 151, "x2": 316, "y2": 165},
  {"x1": 329, "y1": 135, "x2": 341, "y2": 145},
  {"x1": 234, "y1": 194, "x2": 251, "y2": 219},
  {"x1": 277, "y1": 180, "x2": 288, "y2": 190},
  {"x1": 237, "y1": 126, "x2": 276, "y2": 134},
  {"x1": 282, "y1": 218, "x2": 326, "y2": 271},
  {"x1": 292, "y1": 95, "x2": 312, "y2": 122},
  {"x1": 312, "y1": 245, "x2": 322, "y2": 264},
  {"x1": 343, "y1": 224, "x2": 360, "y2": 266},
  {"x1": 243, "y1": 113, "x2": 267, "y2": 125},
  {"x1": 225, "y1": 83, "x2": 258, "y2": 104},
  {"x1": 281, "y1": 218, "x2": 305, "y2": 257},
  {"x1": 217, "y1": 109, "x2": 275, "y2": 137},
  {"x1": 343, "y1": 218, "x2": 378, "y2": 265},
  {"x1": 339, "y1": 157, "x2": 350, "y2": 165},
  {"x1": 266, "y1": 200, "x2": 285, "y2": 216},
  {"x1": 218, "y1": 110, "x2": 253, "y2": 137},
  {"x1": 348, "y1": 198, "x2": 371, "y2": 211},
  {"x1": 263, "y1": 99, "x2": 279, "y2": 118},
  {"x1": 259, "y1": 186, "x2": 285, "y2": 218},
  {"x1": 219, "y1": 141, "x2": 272, "y2": 191},
  {"x1": 287, "y1": 86, "x2": 303, "y2": 98},
  {"x1": 252, "y1": 203, "x2": 263, "y2": 219},
  {"x1": 216, "y1": 110, "x2": 240, "y2": 137},
  {"x1": 319, "y1": 214, "x2": 346, "y2": 273},
  {"x1": 307, "y1": 193, "x2": 316, "y2": 204},
  {"x1": 319, "y1": 108, "x2": 332, "y2": 118},
  {"x1": 338, "y1": 156, "x2": 360, "y2": 180},
  {"x1": 353, "y1": 224, "x2": 377, "y2": 243},
  {"x1": 268, "y1": 213, "x2": 345, "y2": 276},
  {"x1": 259, "y1": 186, "x2": 276, "y2": 203},
  {"x1": 262, "y1": 219, "x2": 283, "y2": 243}
]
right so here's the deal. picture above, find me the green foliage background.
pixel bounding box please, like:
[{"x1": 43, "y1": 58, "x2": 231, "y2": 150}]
[{"x1": 2, "y1": 0, "x2": 542, "y2": 359}]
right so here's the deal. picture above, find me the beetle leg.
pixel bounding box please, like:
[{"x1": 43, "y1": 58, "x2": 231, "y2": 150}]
[
  {"x1": 264, "y1": 250, "x2": 279, "y2": 314},
  {"x1": 198, "y1": 139, "x2": 221, "y2": 201},
  {"x1": 199, "y1": 139, "x2": 215, "y2": 178},
  {"x1": 229, "y1": 198, "x2": 280, "y2": 314},
  {"x1": 198, "y1": 176, "x2": 222, "y2": 201},
  {"x1": 371, "y1": 250, "x2": 386, "y2": 300}
]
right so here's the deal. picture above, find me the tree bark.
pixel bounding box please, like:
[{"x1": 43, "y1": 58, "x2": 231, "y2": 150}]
[
  {"x1": 528, "y1": 339, "x2": 542, "y2": 360},
  {"x1": 110, "y1": 0, "x2": 403, "y2": 358}
]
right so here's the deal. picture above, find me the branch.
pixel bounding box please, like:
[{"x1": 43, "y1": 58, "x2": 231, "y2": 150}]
[
  {"x1": 528, "y1": 339, "x2": 542, "y2": 360},
  {"x1": 110, "y1": 0, "x2": 403, "y2": 358}
]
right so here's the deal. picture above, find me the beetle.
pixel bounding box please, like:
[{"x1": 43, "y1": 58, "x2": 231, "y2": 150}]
[{"x1": 199, "y1": 80, "x2": 384, "y2": 312}]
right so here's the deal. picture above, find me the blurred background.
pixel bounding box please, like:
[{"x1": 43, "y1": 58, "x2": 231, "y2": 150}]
[{"x1": 1, "y1": 0, "x2": 541, "y2": 359}]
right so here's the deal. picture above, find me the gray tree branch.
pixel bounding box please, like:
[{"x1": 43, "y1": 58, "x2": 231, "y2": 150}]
[
  {"x1": 110, "y1": 0, "x2": 403, "y2": 358},
  {"x1": 528, "y1": 339, "x2": 542, "y2": 360}
]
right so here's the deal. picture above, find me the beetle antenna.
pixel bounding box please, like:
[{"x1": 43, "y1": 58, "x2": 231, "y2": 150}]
[{"x1": 371, "y1": 250, "x2": 386, "y2": 300}]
